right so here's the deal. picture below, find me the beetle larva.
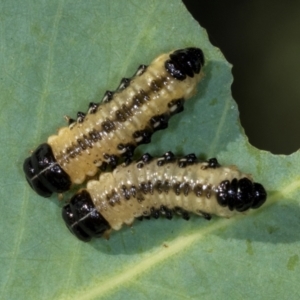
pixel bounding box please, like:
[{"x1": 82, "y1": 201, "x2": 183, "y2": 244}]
[
  {"x1": 62, "y1": 152, "x2": 267, "y2": 241},
  {"x1": 23, "y1": 48, "x2": 205, "y2": 197}
]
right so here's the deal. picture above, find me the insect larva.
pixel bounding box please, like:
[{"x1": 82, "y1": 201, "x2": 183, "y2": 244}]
[
  {"x1": 23, "y1": 48, "x2": 205, "y2": 197},
  {"x1": 62, "y1": 152, "x2": 267, "y2": 242}
]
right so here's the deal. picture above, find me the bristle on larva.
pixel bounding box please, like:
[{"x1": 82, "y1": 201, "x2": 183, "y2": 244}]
[{"x1": 62, "y1": 152, "x2": 267, "y2": 242}]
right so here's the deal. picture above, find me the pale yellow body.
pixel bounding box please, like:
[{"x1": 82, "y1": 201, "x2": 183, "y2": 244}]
[
  {"x1": 86, "y1": 158, "x2": 251, "y2": 231},
  {"x1": 47, "y1": 52, "x2": 204, "y2": 184}
]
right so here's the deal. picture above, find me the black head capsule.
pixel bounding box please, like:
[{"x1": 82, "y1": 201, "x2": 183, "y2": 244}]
[
  {"x1": 62, "y1": 190, "x2": 111, "y2": 242},
  {"x1": 216, "y1": 178, "x2": 267, "y2": 212},
  {"x1": 165, "y1": 47, "x2": 204, "y2": 80},
  {"x1": 23, "y1": 143, "x2": 71, "y2": 197}
]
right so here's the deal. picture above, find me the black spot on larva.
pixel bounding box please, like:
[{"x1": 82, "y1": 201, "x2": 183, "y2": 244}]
[
  {"x1": 77, "y1": 138, "x2": 87, "y2": 150},
  {"x1": 124, "y1": 157, "x2": 133, "y2": 166},
  {"x1": 135, "y1": 64, "x2": 147, "y2": 76},
  {"x1": 88, "y1": 129, "x2": 101, "y2": 142},
  {"x1": 193, "y1": 184, "x2": 203, "y2": 197},
  {"x1": 133, "y1": 129, "x2": 153, "y2": 145},
  {"x1": 140, "y1": 89, "x2": 150, "y2": 100},
  {"x1": 173, "y1": 182, "x2": 191, "y2": 196},
  {"x1": 136, "y1": 162, "x2": 143, "y2": 169},
  {"x1": 160, "y1": 205, "x2": 173, "y2": 220},
  {"x1": 65, "y1": 146, "x2": 73, "y2": 160},
  {"x1": 23, "y1": 143, "x2": 71, "y2": 197},
  {"x1": 143, "y1": 181, "x2": 154, "y2": 195},
  {"x1": 207, "y1": 158, "x2": 220, "y2": 169},
  {"x1": 150, "y1": 207, "x2": 160, "y2": 219},
  {"x1": 132, "y1": 95, "x2": 143, "y2": 107},
  {"x1": 62, "y1": 190, "x2": 111, "y2": 242},
  {"x1": 115, "y1": 109, "x2": 126, "y2": 122},
  {"x1": 165, "y1": 47, "x2": 204, "y2": 80},
  {"x1": 174, "y1": 206, "x2": 190, "y2": 220},
  {"x1": 162, "y1": 180, "x2": 171, "y2": 193},
  {"x1": 132, "y1": 89, "x2": 150, "y2": 108},
  {"x1": 178, "y1": 153, "x2": 197, "y2": 168},
  {"x1": 168, "y1": 98, "x2": 184, "y2": 115},
  {"x1": 117, "y1": 143, "x2": 125, "y2": 151},
  {"x1": 115, "y1": 104, "x2": 133, "y2": 123},
  {"x1": 121, "y1": 185, "x2": 131, "y2": 200},
  {"x1": 182, "y1": 182, "x2": 191, "y2": 196},
  {"x1": 216, "y1": 178, "x2": 267, "y2": 212},
  {"x1": 122, "y1": 104, "x2": 133, "y2": 119},
  {"x1": 107, "y1": 190, "x2": 121, "y2": 206},
  {"x1": 101, "y1": 119, "x2": 115, "y2": 133},
  {"x1": 173, "y1": 182, "x2": 181, "y2": 195},
  {"x1": 103, "y1": 154, "x2": 118, "y2": 169},
  {"x1": 150, "y1": 79, "x2": 163, "y2": 92},
  {"x1": 136, "y1": 162, "x2": 144, "y2": 169},
  {"x1": 164, "y1": 151, "x2": 175, "y2": 161},
  {"x1": 102, "y1": 90, "x2": 114, "y2": 103},
  {"x1": 77, "y1": 112, "x2": 86, "y2": 123},
  {"x1": 156, "y1": 158, "x2": 164, "y2": 166},
  {"x1": 130, "y1": 185, "x2": 137, "y2": 198},
  {"x1": 82, "y1": 134, "x2": 93, "y2": 148},
  {"x1": 88, "y1": 102, "x2": 98, "y2": 114},
  {"x1": 136, "y1": 153, "x2": 153, "y2": 168},
  {"x1": 149, "y1": 114, "x2": 169, "y2": 131},
  {"x1": 205, "y1": 186, "x2": 212, "y2": 199},
  {"x1": 117, "y1": 78, "x2": 131, "y2": 91},
  {"x1": 118, "y1": 143, "x2": 135, "y2": 159},
  {"x1": 198, "y1": 211, "x2": 212, "y2": 220},
  {"x1": 185, "y1": 153, "x2": 197, "y2": 163},
  {"x1": 139, "y1": 182, "x2": 149, "y2": 194},
  {"x1": 217, "y1": 180, "x2": 230, "y2": 207},
  {"x1": 157, "y1": 151, "x2": 175, "y2": 166},
  {"x1": 108, "y1": 155, "x2": 119, "y2": 168},
  {"x1": 141, "y1": 153, "x2": 153, "y2": 163},
  {"x1": 154, "y1": 180, "x2": 163, "y2": 194},
  {"x1": 178, "y1": 159, "x2": 187, "y2": 168}
]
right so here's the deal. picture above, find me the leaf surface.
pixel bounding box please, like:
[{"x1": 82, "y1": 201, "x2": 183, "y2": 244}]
[{"x1": 0, "y1": 1, "x2": 299, "y2": 299}]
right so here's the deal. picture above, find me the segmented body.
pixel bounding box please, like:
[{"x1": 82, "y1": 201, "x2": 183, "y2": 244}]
[
  {"x1": 62, "y1": 152, "x2": 267, "y2": 242},
  {"x1": 23, "y1": 48, "x2": 204, "y2": 197}
]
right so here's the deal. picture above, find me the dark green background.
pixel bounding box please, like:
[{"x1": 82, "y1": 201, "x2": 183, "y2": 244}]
[{"x1": 184, "y1": 0, "x2": 300, "y2": 154}]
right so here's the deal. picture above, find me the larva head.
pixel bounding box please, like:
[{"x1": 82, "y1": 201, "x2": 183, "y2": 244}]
[
  {"x1": 62, "y1": 190, "x2": 111, "y2": 242},
  {"x1": 165, "y1": 47, "x2": 205, "y2": 80},
  {"x1": 23, "y1": 143, "x2": 71, "y2": 197},
  {"x1": 216, "y1": 178, "x2": 267, "y2": 212}
]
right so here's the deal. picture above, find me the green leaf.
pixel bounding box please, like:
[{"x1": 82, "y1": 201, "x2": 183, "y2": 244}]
[{"x1": 1, "y1": 0, "x2": 299, "y2": 299}]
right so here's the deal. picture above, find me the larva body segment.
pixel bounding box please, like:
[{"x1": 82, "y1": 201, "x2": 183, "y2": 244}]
[
  {"x1": 23, "y1": 48, "x2": 205, "y2": 197},
  {"x1": 62, "y1": 152, "x2": 267, "y2": 242}
]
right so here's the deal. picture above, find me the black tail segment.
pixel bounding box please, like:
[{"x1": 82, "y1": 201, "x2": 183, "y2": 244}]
[
  {"x1": 216, "y1": 178, "x2": 267, "y2": 212},
  {"x1": 62, "y1": 190, "x2": 111, "y2": 242},
  {"x1": 23, "y1": 143, "x2": 71, "y2": 197},
  {"x1": 165, "y1": 47, "x2": 204, "y2": 80}
]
